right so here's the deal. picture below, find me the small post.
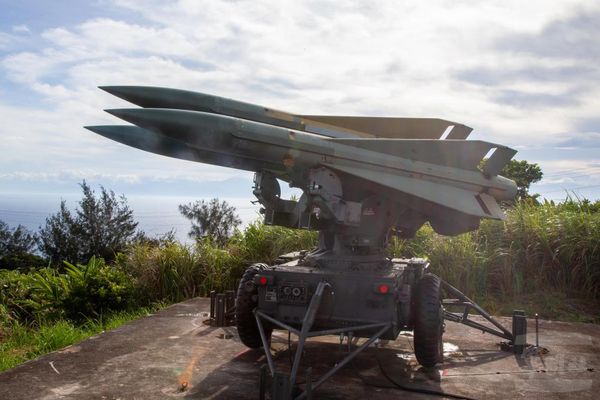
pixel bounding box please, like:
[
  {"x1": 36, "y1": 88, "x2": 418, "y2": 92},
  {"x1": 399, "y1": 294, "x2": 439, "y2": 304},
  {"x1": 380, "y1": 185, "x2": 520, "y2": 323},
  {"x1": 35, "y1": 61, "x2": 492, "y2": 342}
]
[
  {"x1": 306, "y1": 367, "x2": 313, "y2": 400},
  {"x1": 259, "y1": 364, "x2": 267, "y2": 400},
  {"x1": 216, "y1": 293, "x2": 226, "y2": 327},
  {"x1": 272, "y1": 372, "x2": 292, "y2": 400},
  {"x1": 512, "y1": 310, "x2": 527, "y2": 354},
  {"x1": 535, "y1": 313, "x2": 539, "y2": 348},
  {"x1": 209, "y1": 290, "x2": 216, "y2": 323},
  {"x1": 225, "y1": 290, "x2": 235, "y2": 324}
]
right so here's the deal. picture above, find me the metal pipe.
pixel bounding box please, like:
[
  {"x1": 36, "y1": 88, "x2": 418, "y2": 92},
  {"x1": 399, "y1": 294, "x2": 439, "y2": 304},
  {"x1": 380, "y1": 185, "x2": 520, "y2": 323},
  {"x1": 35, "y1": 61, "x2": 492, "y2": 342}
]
[
  {"x1": 442, "y1": 280, "x2": 513, "y2": 340},
  {"x1": 254, "y1": 311, "x2": 275, "y2": 376},
  {"x1": 255, "y1": 310, "x2": 300, "y2": 335},
  {"x1": 289, "y1": 281, "x2": 330, "y2": 389},
  {"x1": 295, "y1": 323, "x2": 391, "y2": 400},
  {"x1": 306, "y1": 322, "x2": 389, "y2": 337}
]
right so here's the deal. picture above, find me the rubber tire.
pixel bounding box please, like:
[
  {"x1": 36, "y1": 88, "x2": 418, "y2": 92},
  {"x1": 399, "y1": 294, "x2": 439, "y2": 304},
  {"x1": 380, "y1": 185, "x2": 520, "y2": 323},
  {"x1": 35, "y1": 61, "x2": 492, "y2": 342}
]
[
  {"x1": 235, "y1": 263, "x2": 272, "y2": 348},
  {"x1": 413, "y1": 273, "x2": 444, "y2": 368}
]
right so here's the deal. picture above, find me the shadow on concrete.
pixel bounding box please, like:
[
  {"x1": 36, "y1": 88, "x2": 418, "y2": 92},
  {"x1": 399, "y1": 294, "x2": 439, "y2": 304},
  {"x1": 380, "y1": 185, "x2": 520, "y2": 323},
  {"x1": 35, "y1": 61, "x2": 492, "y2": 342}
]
[{"x1": 183, "y1": 338, "x2": 445, "y2": 399}]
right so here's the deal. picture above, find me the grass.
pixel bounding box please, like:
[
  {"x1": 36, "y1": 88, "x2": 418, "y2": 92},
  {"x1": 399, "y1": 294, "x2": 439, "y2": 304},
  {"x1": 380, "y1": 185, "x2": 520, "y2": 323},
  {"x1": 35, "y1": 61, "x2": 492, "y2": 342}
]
[{"x1": 0, "y1": 305, "x2": 163, "y2": 373}]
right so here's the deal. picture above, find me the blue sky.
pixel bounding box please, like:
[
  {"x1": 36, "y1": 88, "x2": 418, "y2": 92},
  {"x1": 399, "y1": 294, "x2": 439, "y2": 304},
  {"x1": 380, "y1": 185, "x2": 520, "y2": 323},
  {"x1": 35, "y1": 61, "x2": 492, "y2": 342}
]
[{"x1": 1, "y1": 0, "x2": 599, "y2": 231}]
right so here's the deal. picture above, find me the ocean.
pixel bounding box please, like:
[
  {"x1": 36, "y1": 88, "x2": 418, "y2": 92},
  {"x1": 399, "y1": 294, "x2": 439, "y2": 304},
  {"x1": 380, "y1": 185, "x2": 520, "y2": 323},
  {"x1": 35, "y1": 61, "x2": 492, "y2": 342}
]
[{"x1": 0, "y1": 192, "x2": 261, "y2": 244}]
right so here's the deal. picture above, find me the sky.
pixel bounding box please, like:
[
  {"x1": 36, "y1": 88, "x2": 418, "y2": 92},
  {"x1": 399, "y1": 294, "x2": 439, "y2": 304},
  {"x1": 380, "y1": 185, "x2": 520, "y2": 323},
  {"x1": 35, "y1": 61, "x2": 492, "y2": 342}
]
[{"x1": 1, "y1": 0, "x2": 600, "y2": 237}]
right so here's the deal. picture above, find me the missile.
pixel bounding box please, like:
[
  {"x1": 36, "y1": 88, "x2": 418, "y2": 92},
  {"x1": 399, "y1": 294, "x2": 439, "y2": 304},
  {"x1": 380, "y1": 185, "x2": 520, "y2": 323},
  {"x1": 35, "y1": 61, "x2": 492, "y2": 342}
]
[
  {"x1": 88, "y1": 86, "x2": 518, "y2": 235},
  {"x1": 100, "y1": 85, "x2": 472, "y2": 140}
]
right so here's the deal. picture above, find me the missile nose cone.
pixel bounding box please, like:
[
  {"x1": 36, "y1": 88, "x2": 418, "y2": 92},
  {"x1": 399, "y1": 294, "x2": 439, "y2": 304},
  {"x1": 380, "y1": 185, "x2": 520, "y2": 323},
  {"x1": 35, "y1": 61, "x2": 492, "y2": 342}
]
[
  {"x1": 104, "y1": 107, "x2": 144, "y2": 119},
  {"x1": 84, "y1": 125, "x2": 108, "y2": 136},
  {"x1": 99, "y1": 85, "x2": 145, "y2": 99},
  {"x1": 84, "y1": 125, "x2": 129, "y2": 140},
  {"x1": 103, "y1": 108, "x2": 236, "y2": 146}
]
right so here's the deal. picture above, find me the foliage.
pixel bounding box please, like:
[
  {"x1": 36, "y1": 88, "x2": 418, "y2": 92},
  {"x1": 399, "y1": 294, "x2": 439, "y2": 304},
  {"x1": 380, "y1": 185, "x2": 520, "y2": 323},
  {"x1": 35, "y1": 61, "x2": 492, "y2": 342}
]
[
  {"x1": 59, "y1": 257, "x2": 136, "y2": 321},
  {"x1": 1, "y1": 258, "x2": 135, "y2": 323},
  {"x1": 38, "y1": 181, "x2": 138, "y2": 265},
  {"x1": 0, "y1": 270, "x2": 37, "y2": 322},
  {"x1": 0, "y1": 221, "x2": 45, "y2": 270},
  {"x1": 391, "y1": 199, "x2": 600, "y2": 305},
  {"x1": 500, "y1": 159, "x2": 543, "y2": 201},
  {"x1": 179, "y1": 198, "x2": 241, "y2": 245},
  {"x1": 121, "y1": 242, "x2": 205, "y2": 303},
  {"x1": 229, "y1": 222, "x2": 317, "y2": 264},
  {"x1": 119, "y1": 222, "x2": 317, "y2": 302}
]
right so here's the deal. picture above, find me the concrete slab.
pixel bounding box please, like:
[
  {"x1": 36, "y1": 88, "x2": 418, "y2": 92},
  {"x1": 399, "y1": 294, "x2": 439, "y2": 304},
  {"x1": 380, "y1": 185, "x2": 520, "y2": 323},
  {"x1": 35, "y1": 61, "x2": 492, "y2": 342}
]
[{"x1": 0, "y1": 297, "x2": 598, "y2": 399}]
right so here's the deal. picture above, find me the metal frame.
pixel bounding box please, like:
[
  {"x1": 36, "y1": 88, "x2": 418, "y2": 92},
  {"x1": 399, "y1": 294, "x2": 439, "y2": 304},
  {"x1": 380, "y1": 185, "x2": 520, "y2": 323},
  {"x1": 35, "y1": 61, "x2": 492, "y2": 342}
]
[
  {"x1": 441, "y1": 280, "x2": 513, "y2": 341},
  {"x1": 255, "y1": 281, "x2": 392, "y2": 400}
]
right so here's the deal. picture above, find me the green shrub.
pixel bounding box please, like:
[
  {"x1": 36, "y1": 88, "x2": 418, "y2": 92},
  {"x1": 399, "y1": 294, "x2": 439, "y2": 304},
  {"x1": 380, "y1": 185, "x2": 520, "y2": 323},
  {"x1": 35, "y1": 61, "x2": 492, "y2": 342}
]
[
  {"x1": 60, "y1": 257, "x2": 135, "y2": 321},
  {"x1": 0, "y1": 269, "x2": 39, "y2": 322}
]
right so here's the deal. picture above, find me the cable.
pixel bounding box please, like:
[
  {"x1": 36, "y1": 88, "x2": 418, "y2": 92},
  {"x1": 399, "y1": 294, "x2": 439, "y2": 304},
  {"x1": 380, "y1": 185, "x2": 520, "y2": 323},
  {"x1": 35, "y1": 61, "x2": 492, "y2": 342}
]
[
  {"x1": 373, "y1": 347, "x2": 477, "y2": 400},
  {"x1": 537, "y1": 184, "x2": 600, "y2": 195},
  {"x1": 349, "y1": 343, "x2": 476, "y2": 400}
]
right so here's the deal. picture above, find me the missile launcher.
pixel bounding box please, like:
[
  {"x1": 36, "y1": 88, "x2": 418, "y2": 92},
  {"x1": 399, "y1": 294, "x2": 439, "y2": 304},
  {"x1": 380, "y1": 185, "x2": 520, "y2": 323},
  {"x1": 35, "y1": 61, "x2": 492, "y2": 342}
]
[{"x1": 88, "y1": 86, "x2": 519, "y2": 399}]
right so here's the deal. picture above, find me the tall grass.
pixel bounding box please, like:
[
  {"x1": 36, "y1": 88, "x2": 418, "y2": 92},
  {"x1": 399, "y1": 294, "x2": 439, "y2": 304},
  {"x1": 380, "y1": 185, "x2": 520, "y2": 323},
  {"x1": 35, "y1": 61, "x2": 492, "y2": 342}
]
[
  {"x1": 390, "y1": 200, "x2": 600, "y2": 303},
  {"x1": 120, "y1": 222, "x2": 318, "y2": 302}
]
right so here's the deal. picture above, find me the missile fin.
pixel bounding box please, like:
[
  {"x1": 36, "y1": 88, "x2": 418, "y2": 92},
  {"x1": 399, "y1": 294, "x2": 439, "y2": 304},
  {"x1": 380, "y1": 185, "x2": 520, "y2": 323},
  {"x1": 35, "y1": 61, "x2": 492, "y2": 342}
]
[
  {"x1": 329, "y1": 138, "x2": 500, "y2": 171},
  {"x1": 300, "y1": 116, "x2": 471, "y2": 139},
  {"x1": 445, "y1": 124, "x2": 473, "y2": 139},
  {"x1": 481, "y1": 146, "x2": 517, "y2": 176}
]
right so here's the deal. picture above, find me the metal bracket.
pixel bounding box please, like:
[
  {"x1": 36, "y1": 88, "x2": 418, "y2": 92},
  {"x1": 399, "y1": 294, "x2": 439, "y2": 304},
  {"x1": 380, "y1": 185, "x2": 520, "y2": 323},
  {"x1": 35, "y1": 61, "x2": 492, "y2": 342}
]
[
  {"x1": 254, "y1": 281, "x2": 392, "y2": 400},
  {"x1": 441, "y1": 280, "x2": 543, "y2": 356},
  {"x1": 441, "y1": 280, "x2": 514, "y2": 342},
  {"x1": 208, "y1": 290, "x2": 236, "y2": 327}
]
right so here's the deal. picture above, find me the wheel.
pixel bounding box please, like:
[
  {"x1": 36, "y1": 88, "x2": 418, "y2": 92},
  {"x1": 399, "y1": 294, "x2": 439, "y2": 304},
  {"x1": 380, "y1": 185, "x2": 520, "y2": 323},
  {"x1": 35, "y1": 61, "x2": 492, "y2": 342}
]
[
  {"x1": 235, "y1": 263, "x2": 272, "y2": 348},
  {"x1": 413, "y1": 273, "x2": 444, "y2": 368}
]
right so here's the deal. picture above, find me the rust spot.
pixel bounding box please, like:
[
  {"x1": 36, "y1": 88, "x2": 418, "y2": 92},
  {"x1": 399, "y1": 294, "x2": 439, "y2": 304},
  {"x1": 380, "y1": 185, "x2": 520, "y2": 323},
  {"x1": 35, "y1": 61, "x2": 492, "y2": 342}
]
[{"x1": 283, "y1": 155, "x2": 294, "y2": 169}]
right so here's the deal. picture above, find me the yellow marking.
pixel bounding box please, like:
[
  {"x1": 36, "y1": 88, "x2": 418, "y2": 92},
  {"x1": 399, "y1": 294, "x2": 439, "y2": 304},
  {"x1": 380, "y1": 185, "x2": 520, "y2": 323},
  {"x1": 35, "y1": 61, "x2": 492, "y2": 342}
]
[{"x1": 265, "y1": 108, "x2": 296, "y2": 122}]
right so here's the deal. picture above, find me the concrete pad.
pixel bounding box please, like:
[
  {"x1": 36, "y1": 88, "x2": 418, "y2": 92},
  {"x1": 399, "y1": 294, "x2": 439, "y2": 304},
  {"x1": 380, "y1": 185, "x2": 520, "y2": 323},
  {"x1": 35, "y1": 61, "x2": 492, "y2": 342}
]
[{"x1": 0, "y1": 297, "x2": 598, "y2": 399}]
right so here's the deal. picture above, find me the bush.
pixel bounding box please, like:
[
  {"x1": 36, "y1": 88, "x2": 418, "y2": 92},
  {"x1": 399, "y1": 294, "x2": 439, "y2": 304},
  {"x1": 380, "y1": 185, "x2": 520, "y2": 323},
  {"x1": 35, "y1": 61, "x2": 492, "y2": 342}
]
[
  {"x1": 1, "y1": 257, "x2": 136, "y2": 324},
  {"x1": 60, "y1": 257, "x2": 136, "y2": 321},
  {"x1": 0, "y1": 270, "x2": 38, "y2": 322}
]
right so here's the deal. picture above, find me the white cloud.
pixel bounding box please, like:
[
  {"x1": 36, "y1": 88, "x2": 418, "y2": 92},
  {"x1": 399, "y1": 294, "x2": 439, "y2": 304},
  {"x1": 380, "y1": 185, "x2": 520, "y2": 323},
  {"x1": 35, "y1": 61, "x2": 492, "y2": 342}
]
[
  {"x1": 1, "y1": 0, "x2": 599, "y2": 198},
  {"x1": 12, "y1": 25, "x2": 30, "y2": 33}
]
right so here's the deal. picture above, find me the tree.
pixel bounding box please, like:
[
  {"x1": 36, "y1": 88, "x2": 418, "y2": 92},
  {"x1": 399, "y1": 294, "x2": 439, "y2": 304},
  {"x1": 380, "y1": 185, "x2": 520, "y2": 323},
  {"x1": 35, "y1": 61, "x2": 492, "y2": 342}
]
[
  {"x1": 0, "y1": 221, "x2": 45, "y2": 270},
  {"x1": 179, "y1": 198, "x2": 241, "y2": 245},
  {"x1": 38, "y1": 181, "x2": 139, "y2": 265},
  {"x1": 500, "y1": 159, "x2": 543, "y2": 202}
]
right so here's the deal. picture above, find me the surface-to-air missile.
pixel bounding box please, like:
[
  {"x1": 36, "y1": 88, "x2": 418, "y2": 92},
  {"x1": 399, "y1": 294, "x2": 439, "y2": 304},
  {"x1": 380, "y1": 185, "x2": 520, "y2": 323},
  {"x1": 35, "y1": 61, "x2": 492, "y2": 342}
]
[{"x1": 88, "y1": 86, "x2": 518, "y2": 399}]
